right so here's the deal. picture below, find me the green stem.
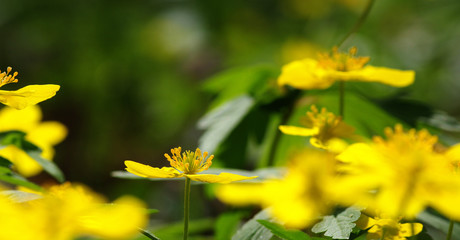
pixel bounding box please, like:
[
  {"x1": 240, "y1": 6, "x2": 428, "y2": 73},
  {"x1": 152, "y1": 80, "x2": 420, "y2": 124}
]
[
  {"x1": 339, "y1": 81, "x2": 345, "y2": 118},
  {"x1": 446, "y1": 219, "x2": 454, "y2": 240},
  {"x1": 380, "y1": 229, "x2": 386, "y2": 240},
  {"x1": 336, "y1": 0, "x2": 376, "y2": 48},
  {"x1": 183, "y1": 177, "x2": 191, "y2": 240},
  {"x1": 411, "y1": 222, "x2": 418, "y2": 240}
]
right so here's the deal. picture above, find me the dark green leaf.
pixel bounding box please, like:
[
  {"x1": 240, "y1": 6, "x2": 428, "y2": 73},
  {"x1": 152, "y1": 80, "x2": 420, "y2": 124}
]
[
  {"x1": 311, "y1": 207, "x2": 361, "y2": 239},
  {"x1": 138, "y1": 228, "x2": 160, "y2": 240},
  {"x1": 258, "y1": 220, "x2": 312, "y2": 240},
  {"x1": 25, "y1": 150, "x2": 65, "y2": 183},
  {"x1": 0, "y1": 156, "x2": 12, "y2": 168}
]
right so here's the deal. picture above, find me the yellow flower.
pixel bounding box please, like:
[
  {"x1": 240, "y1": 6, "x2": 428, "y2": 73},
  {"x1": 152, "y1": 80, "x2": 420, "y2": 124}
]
[
  {"x1": 125, "y1": 147, "x2": 257, "y2": 183},
  {"x1": 356, "y1": 214, "x2": 423, "y2": 240},
  {"x1": 0, "y1": 67, "x2": 60, "y2": 110},
  {"x1": 279, "y1": 105, "x2": 355, "y2": 151},
  {"x1": 216, "y1": 150, "x2": 337, "y2": 228},
  {"x1": 0, "y1": 183, "x2": 147, "y2": 240},
  {"x1": 0, "y1": 105, "x2": 67, "y2": 177},
  {"x1": 337, "y1": 124, "x2": 460, "y2": 220},
  {"x1": 278, "y1": 47, "x2": 415, "y2": 90}
]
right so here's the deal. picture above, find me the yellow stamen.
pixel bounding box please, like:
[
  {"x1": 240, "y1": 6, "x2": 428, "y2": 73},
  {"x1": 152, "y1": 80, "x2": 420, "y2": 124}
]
[
  {"x1": 164, "y1": 147, "x2": 214, "y2": 174},
  {"x1": 317, "y1": 47, "x2": 370, "y2": 71},
  {"x1": 0, "y1": 67, "x2": 19, "y2": 88}
]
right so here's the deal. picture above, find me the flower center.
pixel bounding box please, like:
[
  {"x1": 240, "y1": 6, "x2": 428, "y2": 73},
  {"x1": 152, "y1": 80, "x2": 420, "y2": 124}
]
[
  {"x1": 317, "y1": 47, "x2": 370, "y2": 71},
  {"x1": 301, "y1": 105, "x2": 342, "y2": 140},
  {"x1": 164, "y1": 147, "x2": 213, "y2": 174},
  {"x1": 0, "y1": 67, "x2": 19, "y2": 88}
]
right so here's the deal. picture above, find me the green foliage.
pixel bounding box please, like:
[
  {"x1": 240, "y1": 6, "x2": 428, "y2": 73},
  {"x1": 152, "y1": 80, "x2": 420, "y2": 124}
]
[
  {"x1": 257, "y1": 220, "x2": 314, "y2": 240},
  {"x1": 417, "y1": 211, "x2": 460, "y2": 239},
  {"x1": 215, "y1": 211, "x2": 247, "y2": 240},
  {"x1": 231, "y1": 210, "x2": 275, "y2": 240},
  {"x1": 311, "y1": 207, "x2": 361, "y2": 239},
  {"x1": 0, "y1": 131, "x2": 65, "y2": 183}
]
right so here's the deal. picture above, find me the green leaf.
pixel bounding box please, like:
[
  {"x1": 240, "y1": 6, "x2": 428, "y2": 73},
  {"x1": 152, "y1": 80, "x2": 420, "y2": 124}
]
[
  {"x1": 417, "y1": 211, "x2": 460, "y2": 239},
  {"x1": 257, "y1": 220, "x2": 312, "y2": 240},
  {"x1": 150, "y1": 218, "x2": 215, "y2": 240},
  {"x1": 138, "y1": 228, "x2": 160, "y2": 240},
  {"x1": 231, "y1": 209, "x2": 274, "y2": 240},
  {"x1": 311, "y1": 207, "x2": 361, "y2": 239},
  {"x1": 215, "y1": 211, "x2": 247, "y2": 240},
  {"x1": 25, "y1": 150, "x2": 65, "y2": 183},
  {"x1": 198, "y1": 95, "x2": 255, "y2": 153},
  {"x1": 147, "y1": 209, "x2": 159, "y2": 215},
  {"x1": 0, "y1": 156, "x2": 13, "y2": 168},
  {"x1": 0, "y1": 166, "x2": 43, "y2": 191}
]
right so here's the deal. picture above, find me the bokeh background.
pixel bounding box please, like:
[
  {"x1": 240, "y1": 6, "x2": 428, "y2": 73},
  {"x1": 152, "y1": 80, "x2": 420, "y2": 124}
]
[{"x1": 1, "y1": 0, "x2": 460, "y2": 231}]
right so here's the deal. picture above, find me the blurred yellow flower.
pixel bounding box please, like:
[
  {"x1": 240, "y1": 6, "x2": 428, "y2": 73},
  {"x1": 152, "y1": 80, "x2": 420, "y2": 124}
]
[
  {"x1": 0, "y1": 67, "x2": 60, "y2": 110},
  {"x1": 356, "y1": 213, "x2": 423, "y2": 240},
  {"x1": 278, "y1": 47, "x2": 415, "y2": 90},
  {"x1": 125, "y1": 147, "x2": 257, "y2": 183},
  {"x1": 279, "y1": 105, "x2": 354, "y2": 151},
  {"x1": 337, "y1": 124, "x2": 460, "y2": 220},
  {"x1": 0, "y1": 183, "x2": 147, "y2": 240},
  {"x1": 216, "y1": 150, "x2": 338, "y2": 228},
  {"x1": 0, "y1": 105, "x2": 67, "y2": 177}
]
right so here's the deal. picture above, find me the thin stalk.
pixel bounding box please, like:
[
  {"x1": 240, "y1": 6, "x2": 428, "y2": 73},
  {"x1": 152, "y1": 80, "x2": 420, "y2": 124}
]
[
  {"x1": 411, "y1": 222, "x2": 417, "y2": 240},
  {"x1": 337, "y1": 0, "x2": 376, "y2": 48},
  {"x1": 446, "y1": 219, "x2": 454, "y2": 240},
  {"x1": 183, "y1": 177, "x2": 191, "y2": 240},
  {"x1": 380, "y1": 229, "x2": 386, "y2": 240},
  {"x1": 339, "y1": 81, "x2": 345, "y2": 118}
]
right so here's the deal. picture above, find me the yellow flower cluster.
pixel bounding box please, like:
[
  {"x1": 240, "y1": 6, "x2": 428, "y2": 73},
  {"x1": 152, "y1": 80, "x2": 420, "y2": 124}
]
[
  {"x1": 0, "y1": 183, "x2": 147, "y2": 240},
  {"x1": 0, "y1": 105, "x2": 67, "y2": 177},
  {"x1": 356, "y1": 213, "x2": 423, "y2": 240}
]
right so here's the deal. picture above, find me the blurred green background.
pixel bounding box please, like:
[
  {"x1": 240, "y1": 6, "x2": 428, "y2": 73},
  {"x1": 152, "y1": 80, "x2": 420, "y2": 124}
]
[{"x1": 1, "y1": 0, "x2": 460, "y2": 233}]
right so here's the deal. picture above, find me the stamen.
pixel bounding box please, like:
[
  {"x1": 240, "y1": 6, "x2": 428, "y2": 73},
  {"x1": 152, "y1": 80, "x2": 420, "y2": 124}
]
[{"x1": 0, "y1": 66, "x2": 19, "y2": 88}]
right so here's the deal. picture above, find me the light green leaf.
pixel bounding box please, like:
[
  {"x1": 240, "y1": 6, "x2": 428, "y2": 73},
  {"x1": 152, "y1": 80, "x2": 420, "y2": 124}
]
[
  {"x1": 417, "y1": 211, "x2": 460, "y2": 239},
  {"x1": 231, "y1": 209, "x2": 274, "y2": 240},
  {"x1": 257, "y1": 220, "x2": 312, "y2": 240},
  {"x1": 0, "y1": 166, "x2": 43, "y2": 191},
  {"x1": 311, "y1": 207, "x2": 361, "y2": 239},
  {"x1": 25, "y1": 150, "x2": 65, "y2": 183},
  {"x1": 198, "y1": 95, "x2": 255, "y2": 153},
  {"x1": 138, "y1": 228, "x2": 160, "y2": 240}
]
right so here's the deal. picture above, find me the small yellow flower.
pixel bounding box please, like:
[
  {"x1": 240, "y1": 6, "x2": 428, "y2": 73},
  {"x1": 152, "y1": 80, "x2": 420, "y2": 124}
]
[
  {"x1": 356, "y1": 214, "x2": 423, "y2": 240},
  {"x1": 278, "y1": 47, "x2": 415, "y2": 90},
  {"x1": 0, "y1": 67, "x2": 60, "y2": 110},
  {"x1": 0, "y1": 183, "x2": 147, "y2": 240},
  {"x1": 337, "y1": 124, "x2": 460, "y2": 220},
  {"x1": 216, "y1": 150, "x2": 337, "y2": 228},
  {"x1": 279, "y1": 105, "x2": 355, "y2": 150},
  {"x1": 0, "y1": 105, "x2": 67, "y2": 177},
  {"x1": 125, "y1": 147, "x2": 257, "y2": 183}
]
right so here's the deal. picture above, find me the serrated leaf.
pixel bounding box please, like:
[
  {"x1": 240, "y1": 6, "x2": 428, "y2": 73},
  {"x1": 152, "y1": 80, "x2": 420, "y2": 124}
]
[
  {"x1": 198, "y1": 95, "x2": 255, "y2": 153},
  {"x1": 231, "y1": 209, "x2": 274, "y2": 240},
  {"x1": 311, "y1": 207, "x2": 361, "y2": 239},
  {"x1": 258, "y1": 220, "x2": 312, "y2": 240}
]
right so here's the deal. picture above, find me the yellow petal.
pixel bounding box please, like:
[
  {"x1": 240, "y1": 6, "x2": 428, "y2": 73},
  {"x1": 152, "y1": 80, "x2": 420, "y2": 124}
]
[
  {"x1": 278, "y1": 59, "x2": 335, "y2": 89},
  {"x1": 399, "y1": 223, "x2": 423, "y2": 237},
  {"x1": 27, "y1": 122, "x2": 68, "y2": 146},
  {"x1": 216, "y1": 183, "x2": 266, "y2": 206},
  {"x1": 0, "y1": 84, "x2": 60, "y2": 110},
  {"x1": 124, "y1": 160, "x2": 181, "y2": 178},
  {"x1": 336, "y1": 143, "x2": 382, "y2": 164},
  {"x1": 79, "y1": 196, "x2": 147, "y2": 239},
  {"x1": 446, "y1": 143, "x2": 460, "y2": 163},
  {"x1": 0, "y1": 105, "x2": 41, "y2": 132},
  {"x1": 355, "y1": 214, "x2": 377, "y2": 230},
  {"x1": 0, "y1": 145, "x2": 42, "y2": 177},
  {"x1": 279, "y1": 125, "x2": 319, "y2": 136},
  {"x1": 332, "y1": 66, "x2": 415, "y2": 87},
  {"x1": 187, "y1": 172, "x2": 257, "y2": 184}
]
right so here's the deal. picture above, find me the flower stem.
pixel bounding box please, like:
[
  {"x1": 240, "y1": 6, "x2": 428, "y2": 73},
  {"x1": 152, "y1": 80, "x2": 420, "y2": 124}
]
[
  {"x1": 339, "y1": 81, "x2": 345, "y2": 118},
  {"x1": 446, "y1": 219, "x2": 454, "y2": 240},
  {"x1": 183, "y1": 177, "x2": 191, "y2": 240},
  {"x1": 411, "y1": 222, "x2": 418, "y2": 240},
  {"x1": 380, "y1": 229, "x2": 386, "y2": 240},
  {"x1": 337, "y1": 0, "x2": 376, "y2": 48}
]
